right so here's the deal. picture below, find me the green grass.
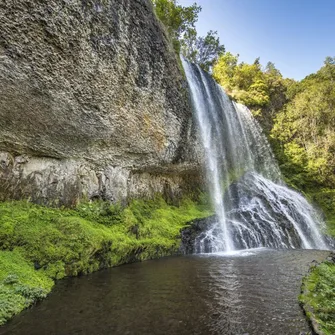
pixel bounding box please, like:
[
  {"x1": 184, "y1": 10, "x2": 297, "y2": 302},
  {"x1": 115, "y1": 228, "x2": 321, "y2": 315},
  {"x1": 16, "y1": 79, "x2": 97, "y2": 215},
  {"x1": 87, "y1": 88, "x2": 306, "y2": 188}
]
[
  {"x1": 294, "y1": 188, "x2": 335, "y2": 334},
  {"x1": 0, "y1": 196, "x2": 212, "y2": 325},
  {"x1": 0, "y1": 250, "x2": 54, "y2": 325},
  {"x1": 300, "y1": 261, "x2": 335, "y2": 335}
]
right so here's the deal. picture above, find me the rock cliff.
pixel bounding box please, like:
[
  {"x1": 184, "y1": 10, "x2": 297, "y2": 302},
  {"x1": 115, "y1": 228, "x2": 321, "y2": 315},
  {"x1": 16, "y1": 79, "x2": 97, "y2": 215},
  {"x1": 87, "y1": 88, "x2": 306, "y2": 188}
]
[{"x1": 0, "y1": 0, "x2": 203, "y2": 205}]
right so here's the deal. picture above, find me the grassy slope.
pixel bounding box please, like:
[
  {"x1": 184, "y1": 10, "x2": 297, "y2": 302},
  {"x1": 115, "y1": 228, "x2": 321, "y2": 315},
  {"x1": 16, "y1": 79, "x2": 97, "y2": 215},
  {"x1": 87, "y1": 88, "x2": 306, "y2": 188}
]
[
  {"x1": 300, "y1": 260, "x2": 335, "y2": 335},
  {"x1": 298, "y1": 190, "x2": 335, "y2": 335},
  {"x1": 0, "y1": 197, "x2": 212, "y2": 325}
]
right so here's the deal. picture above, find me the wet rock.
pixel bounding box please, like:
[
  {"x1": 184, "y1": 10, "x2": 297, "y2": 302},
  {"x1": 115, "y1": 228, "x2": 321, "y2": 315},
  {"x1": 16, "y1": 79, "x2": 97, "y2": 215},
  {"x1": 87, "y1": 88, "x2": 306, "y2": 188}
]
[
  {"x1": 327, "y1": 252, "x2": 335, "y2": 263},
  {"x1": 180, "y1": 215, "x2": 217, "y2": 254},
  {"x1": 181, "y1": 172, "x2": 328, "y2": 253}
]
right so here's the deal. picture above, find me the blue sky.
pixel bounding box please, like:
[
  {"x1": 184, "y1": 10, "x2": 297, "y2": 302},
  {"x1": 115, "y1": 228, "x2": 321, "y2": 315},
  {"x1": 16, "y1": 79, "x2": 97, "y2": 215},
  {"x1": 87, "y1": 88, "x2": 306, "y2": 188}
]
[{"x1": 178, "y1": 0, "x2": 335, "y2": 80}]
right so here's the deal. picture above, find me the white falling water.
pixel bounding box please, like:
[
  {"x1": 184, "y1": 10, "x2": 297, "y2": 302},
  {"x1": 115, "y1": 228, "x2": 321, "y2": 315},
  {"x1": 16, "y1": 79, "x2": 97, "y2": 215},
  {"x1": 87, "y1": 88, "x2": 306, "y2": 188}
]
[{"x1": 182, "y1": 58, "x2": 329, "y2": 252}]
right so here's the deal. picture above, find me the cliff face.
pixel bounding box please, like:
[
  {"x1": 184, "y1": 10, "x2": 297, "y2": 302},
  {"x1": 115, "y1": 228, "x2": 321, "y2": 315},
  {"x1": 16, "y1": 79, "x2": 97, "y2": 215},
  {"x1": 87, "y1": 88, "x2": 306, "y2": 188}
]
[{"x1": 0, "y1": 0, "x2": 203, "y2": 205}]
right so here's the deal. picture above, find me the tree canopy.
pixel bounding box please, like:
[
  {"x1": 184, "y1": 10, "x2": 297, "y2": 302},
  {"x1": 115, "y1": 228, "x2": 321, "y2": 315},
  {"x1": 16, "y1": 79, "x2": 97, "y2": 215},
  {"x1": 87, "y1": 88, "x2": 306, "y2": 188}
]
[
  {"x1": 213, "y1": 52, "x2": 289, "y2": 130},
  {"x1": 271, "y1": 57, "x2": 335, "y2": 190},
  {"x1": 151, "y1": 0, "x2": 224, "y2": 71},
  {"x1": 181, "y1": 30, "x2": 225, "y2": 71},
  {"x1": 151, "y1": 0, "x2": 201, "y2": 54},
  {"x1": 213, "y1": 51, "x2": 335, "y2": 197}
]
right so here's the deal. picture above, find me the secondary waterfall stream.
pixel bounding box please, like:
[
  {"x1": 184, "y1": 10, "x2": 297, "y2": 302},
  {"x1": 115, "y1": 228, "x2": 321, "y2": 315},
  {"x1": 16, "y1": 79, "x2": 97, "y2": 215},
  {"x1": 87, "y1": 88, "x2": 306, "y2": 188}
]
[{"x1": 182, "y1": 59, "x2": 328, "y2": 252}]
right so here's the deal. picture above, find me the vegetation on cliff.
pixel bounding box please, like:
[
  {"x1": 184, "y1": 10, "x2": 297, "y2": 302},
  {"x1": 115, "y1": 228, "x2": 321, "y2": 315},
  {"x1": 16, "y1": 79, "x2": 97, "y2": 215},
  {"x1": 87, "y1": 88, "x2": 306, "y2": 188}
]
[{"x1": 0, "y1": 197, "x2": 212, "y2": 325}]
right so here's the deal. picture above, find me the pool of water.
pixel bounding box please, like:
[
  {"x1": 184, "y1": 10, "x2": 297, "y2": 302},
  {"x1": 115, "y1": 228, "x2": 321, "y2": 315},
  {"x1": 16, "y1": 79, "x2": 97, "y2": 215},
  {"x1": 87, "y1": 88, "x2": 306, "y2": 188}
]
[{"x1": 0, "y1": 249, "x2": 329, "y2": 335}]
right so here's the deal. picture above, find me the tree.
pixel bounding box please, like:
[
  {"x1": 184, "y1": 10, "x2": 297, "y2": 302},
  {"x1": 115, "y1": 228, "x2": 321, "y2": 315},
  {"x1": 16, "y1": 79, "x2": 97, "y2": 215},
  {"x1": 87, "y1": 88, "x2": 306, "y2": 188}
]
[
  {"x1": 213, "y1": 54, "x2": 290, "y2": 132},
  {"x1": 179, "y1": 27, "x2": 198, "y2": 62},
  {"x1": 152, "y1": 0, "x2": 224, "y2": 71},
  {"x1": 212, "y1": 52, "x2": 239, "y2": 91},
  {"x1": 181, "y1": 30, "x2": 225, "y2": 72},
  {"x1": 151, "y1": 0, "x2": 201, "y2": 54},
  {"x1": 213, "y1": 53, "x2": 269, "y2": 108},
  {"x1": 270, "y1": 57, "x2": 335, "y2": 189},
  {"x1": 319, "y1": 56, "x2": 335, "y2": 82},
  {"x1": 265, "y1": 61, "x2": 281, "y2": 77}
]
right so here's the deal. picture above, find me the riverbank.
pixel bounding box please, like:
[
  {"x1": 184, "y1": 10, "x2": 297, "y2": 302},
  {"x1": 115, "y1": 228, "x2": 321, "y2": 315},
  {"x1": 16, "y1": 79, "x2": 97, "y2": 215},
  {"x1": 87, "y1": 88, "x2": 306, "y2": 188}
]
[
  {"x1": 299, "y1": 189, "x2": 335, "y2": 334},
  {"x1": 0, "y1": 197, "x2": 212, "y2": 325},
  {"x1": 1, "y1": 249, "x2": 328, "y2": 335},
  {"x1": 300, "y1": 252, "x2": 335, "y2": 335}
]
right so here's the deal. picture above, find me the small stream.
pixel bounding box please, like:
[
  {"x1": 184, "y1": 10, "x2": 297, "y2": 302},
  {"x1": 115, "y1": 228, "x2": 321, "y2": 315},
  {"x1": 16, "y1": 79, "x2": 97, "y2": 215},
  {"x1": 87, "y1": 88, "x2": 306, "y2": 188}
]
[{"x1": 0, "y1": 249, "x2": 328, "y2": 335}]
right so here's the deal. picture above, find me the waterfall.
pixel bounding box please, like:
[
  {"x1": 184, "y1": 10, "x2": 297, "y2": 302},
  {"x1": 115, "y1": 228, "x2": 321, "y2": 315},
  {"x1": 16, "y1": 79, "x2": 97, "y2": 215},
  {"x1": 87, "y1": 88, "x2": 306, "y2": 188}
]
[{"x1": 182, "y1": 58, "x2": 329, "y2": 252}]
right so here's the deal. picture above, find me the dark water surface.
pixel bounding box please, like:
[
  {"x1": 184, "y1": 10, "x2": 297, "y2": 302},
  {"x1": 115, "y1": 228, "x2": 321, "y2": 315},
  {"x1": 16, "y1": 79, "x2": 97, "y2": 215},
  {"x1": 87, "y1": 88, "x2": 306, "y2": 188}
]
[{"x1": 0, "y1": 249, "x2": 329, "y2": 335}]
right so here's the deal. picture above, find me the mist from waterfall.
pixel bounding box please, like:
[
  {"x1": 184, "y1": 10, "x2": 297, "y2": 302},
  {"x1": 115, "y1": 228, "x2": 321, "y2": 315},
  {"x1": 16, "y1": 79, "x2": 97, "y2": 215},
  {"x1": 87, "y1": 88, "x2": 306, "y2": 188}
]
[{"x1": 182, "y1": 58, "x2": 328, "y2": 252}]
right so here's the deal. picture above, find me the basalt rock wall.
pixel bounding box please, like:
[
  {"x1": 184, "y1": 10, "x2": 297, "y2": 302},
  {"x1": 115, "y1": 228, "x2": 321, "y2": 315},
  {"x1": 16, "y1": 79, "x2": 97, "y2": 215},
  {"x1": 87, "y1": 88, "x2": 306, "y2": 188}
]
[{"x1": 0, "y1": 0, "x2": 203, "y2": 205}]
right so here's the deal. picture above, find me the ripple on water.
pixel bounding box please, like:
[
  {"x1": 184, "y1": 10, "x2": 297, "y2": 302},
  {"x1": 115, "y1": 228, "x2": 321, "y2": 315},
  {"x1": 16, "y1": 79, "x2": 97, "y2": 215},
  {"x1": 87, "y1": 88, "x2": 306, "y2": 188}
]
[{"x1": 0, "y1": 249, "x2": 330, "y2": 335}]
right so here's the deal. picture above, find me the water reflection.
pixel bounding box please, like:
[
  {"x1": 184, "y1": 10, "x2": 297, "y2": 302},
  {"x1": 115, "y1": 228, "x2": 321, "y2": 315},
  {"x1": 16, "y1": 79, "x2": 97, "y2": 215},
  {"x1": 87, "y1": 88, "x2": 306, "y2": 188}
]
[
  {"x1": 205, "y1": 259, "x2": 243, "y2": 334},
  {"x1": 0, "y1": 249, "x2": 329, "y2": 335}
]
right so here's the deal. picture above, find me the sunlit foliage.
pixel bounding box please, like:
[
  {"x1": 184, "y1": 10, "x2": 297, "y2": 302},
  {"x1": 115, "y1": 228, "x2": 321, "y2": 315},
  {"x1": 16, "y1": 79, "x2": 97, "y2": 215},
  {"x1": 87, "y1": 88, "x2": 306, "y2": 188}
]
[
  {"x1": 213, "y1": 53, "x2": 289, "y2": 130},
  {"x1": 271, "y1": 57, "x2": 335, "y2": 190},
  {"x1": 151, "y1": 0, "x2": 224, "y2": 70}
]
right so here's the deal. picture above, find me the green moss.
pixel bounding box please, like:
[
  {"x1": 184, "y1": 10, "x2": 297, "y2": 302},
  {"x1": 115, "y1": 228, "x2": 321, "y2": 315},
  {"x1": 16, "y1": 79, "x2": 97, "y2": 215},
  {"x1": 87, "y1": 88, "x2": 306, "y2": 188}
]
[
  {"x1": 0, "y1": 196, "x2": 212, "y2": 325},
  {"x1": 300, "y1": 262, "x2": 335, "y2": 335},
  {"x1": 0, "y1": 250, "x2": 54, "y2": 325}
]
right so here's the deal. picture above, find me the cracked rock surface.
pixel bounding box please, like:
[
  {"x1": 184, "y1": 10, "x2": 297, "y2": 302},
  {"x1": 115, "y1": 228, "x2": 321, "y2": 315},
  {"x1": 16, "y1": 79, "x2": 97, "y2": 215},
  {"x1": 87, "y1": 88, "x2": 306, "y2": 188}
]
[{"x1": 0, "y1": 0, "x2": 203, "y2": 205}]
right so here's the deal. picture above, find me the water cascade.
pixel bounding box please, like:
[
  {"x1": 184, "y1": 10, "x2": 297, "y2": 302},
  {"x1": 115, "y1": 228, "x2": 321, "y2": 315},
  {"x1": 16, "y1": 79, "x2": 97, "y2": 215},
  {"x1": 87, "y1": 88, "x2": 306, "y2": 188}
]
[{"x1": 182, "y1": 59, "x2": 328, "y2": 252}]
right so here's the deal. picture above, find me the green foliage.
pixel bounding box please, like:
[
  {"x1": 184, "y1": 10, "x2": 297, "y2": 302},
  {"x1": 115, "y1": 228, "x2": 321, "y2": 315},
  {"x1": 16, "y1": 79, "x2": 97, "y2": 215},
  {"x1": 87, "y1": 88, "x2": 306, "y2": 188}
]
[
  {"x1": 151, "y1": 0, "x2": 201, "y2": 54},
  {"x1": 270, "y1": 57, "x2": 335, "y2": 196},
  {"x1": 0, "y1": 250, "x2": 53, "y2": 325},
  {"x1": 0, "y1": 197, "x2": 212, "y2": 325},
  {"x1": 181, "y1": 30, "x2": 225, "y2": 72},
  {"x1": 213, "y1": 53, "x2": 289, "y2": 131},
  {"x1": 306, "y1": 190, "x2": 335, "y2": 237},
  {"x1": 151, "y1": 0, "x2": 224, "y2": 71},
  {"x1": 300, "y1": 262, "x2": 335, "y2": 335}
]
